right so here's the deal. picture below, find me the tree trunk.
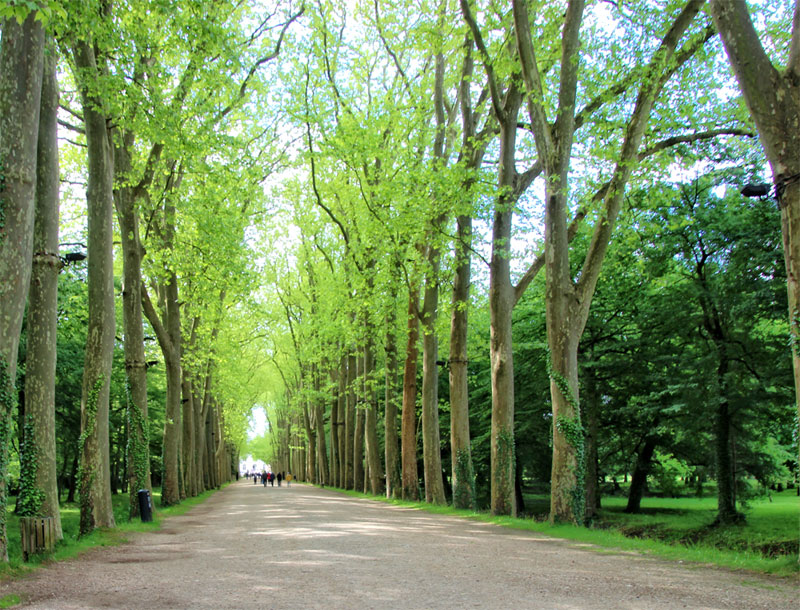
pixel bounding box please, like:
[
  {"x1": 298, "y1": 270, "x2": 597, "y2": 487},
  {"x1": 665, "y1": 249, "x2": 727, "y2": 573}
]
[
  {"x1": 583, "y1": 369, "x2": 601, "y2": 520},
  {"x1": 713, "y1": 342, "x2": 739, "y2": 523},
  {"x1": 345, "y1": 352, "x2": 357, "y2": 489},
  {"x1": 302, "y1": 386, "x2": 316, "y2": 484},
  {"x1": 113, "y1": 131, "x2": 151, "y2": 517},
  {"x1": 384, "y1": 322, "x2": 401, "y2": 499},
  {"x1": 313, "y1": 366, "x2": 329, "y2": 485},
  {"x1": 546, "y1": 275, "x2": 583, "y2": 524},
  {"x1": 625, "y1": 436, "x2": 658, "y2": 514},
  {"x1": 182, "y1": 372, "x2": 196, "y2": 497},
  {"x1": 329, "y1": 366, "x2": 339, "y2": 487},
  {"x1": 0, "y1": 13, "x2": 44, "y2": 560},
  {"x1": 450, "y1": 214, "x2": 475, "y2": 510},
  {"x1": 364, "y1": 338, "x2": 384, "y2": 495},
  {"x1": 353, "y1": 352, "x2": 365, "y2": 492},
  {"x1": 24, "y1": 36, "x2": 61, "y2": 541},
  {"x1": 66, "y1": 453, "x2": 78, "y2": 503},
  {"x1": 143, "y1": 274, "x2": 183, "y2": 506},
  {"x1": 488, "y1": 94, "x2": 521, "y2": 517},
  {"x1": 710, "y1": 0, "x2": 800, "y2": 470},
  {"x1": 337, "y1": 355, "x2": 347, "y2": 488},
  {"x1": 401, "y1": 286, "x2": 421, "y2": 501},
  {"x1": 74, "y1": 38, "x2": 117, "y2": 534},
  {"x1": 420, "y1": 257, "x2": 446, "y2": 505}
]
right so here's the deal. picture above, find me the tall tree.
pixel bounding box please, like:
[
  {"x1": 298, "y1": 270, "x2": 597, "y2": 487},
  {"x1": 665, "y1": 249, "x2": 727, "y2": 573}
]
[
  {"x1": 709, "y1": 0, "x2": 800, "y2": 465},
  {"x1": 0, "y1": 10, "x2": 44, "y2": 560},
  {"x1": 72, "y1": 34, "x2": 118, "y2": 532},
  {"x1": 23, "y1": 36, "x2": 62, "y2": 540},
  {"x1": 462, "y1": 0, "x2": 713, "y2": 519}
]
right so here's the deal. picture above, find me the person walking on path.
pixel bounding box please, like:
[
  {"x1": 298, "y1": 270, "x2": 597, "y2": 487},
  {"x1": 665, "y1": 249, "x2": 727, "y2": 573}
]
[
  {"x1": 286, "y1": 472, "x2": 292, "y2": 486},
  {"x1": 277, "y1": 472, "x2": 283, "y2": 486}
]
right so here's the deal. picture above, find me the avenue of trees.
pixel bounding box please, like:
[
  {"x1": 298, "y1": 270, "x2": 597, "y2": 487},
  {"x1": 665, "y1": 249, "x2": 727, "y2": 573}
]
[{"x1": 0, "y1": 0, "x2": 797, "y2": 561}]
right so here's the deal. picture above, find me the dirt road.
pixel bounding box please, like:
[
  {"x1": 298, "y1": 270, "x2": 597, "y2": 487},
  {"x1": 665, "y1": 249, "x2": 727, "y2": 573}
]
[{"x1": 2, "y1": 481, "x2": 797, "y2": 609}]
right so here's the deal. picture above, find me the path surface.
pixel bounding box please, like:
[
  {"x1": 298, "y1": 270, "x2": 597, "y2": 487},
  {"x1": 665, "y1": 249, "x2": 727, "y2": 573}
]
[{"x1": 2, "y1": 481, "x2": 797, "y2": 609}]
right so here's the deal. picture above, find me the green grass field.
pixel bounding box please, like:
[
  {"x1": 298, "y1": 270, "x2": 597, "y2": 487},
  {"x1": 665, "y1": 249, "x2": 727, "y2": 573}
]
[
  {"x1": 593, "y1": 490, "x2": 799, "y2": 557},
  {"x1": 515, "y1": 488, "x2": 799, "y2": 576}
]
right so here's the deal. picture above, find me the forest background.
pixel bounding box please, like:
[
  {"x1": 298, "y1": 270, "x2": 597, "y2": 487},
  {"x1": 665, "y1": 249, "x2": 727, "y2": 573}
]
[{"x1": 0, "y1": 0, "x2": 797, "y2": 568}]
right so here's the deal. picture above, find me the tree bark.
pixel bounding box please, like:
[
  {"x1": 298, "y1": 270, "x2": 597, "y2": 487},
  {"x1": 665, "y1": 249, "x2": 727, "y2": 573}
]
[
  {"x1": 364, "y1": 338, "x2": 384, "y2": 495},
  {"x1": 329, "y1": 366, "x2": 339, "y2": 487},
  {"x1": 182, "y1": 370, "x2": 197, "y2": 497},
  {"x1": 420, "y1": 251, "x2": 447, "y2": 505},
  {"x1": 625, "y1": 436, "x2": 658, "y2": 514},
  {"x1": 353, "y1": 352, "x2": 365, "y2": 492},
  {"x1": 313, "y1": 366, "x2": 329, "y2": 485},
  {"x1": 24, "y1": 35, "x2": 60, "y2": 540},
  {"x1": 113, "y1": 125, "x2": 152, "y2": 517},
  {"x1": 384, "y1": 321, "x2": 401, "y2": 498},
  {"x1": 488, "y1": 87, "x2": 522, "y2": 517},
  {"x1": 345, "y1": 352, "x2": 357, "y2": 489},
  {"x1": 337, "y1": 355, "x2": 347, "y2": 487},
  {"x1": 142, "y1": 275, "x2": 182, "y2": 506},
  {"x1": 74, "y1": 38, "x2": 117, "y2": 533},
  {"x1": 583, "y1": 366, "x2": 601, "y2": 520},
  {"x1": 450, "y1": 213, "x2": 475, "y2": 510},
  {"x1": 401, "y1": 286, "x2": 421, "y2": 501},
  {"x1": 302, "y1": 378, "x2": 316, "y2": 483},
  {"x1": 0, "y1": 12, "x2": 44, "y2": 560}
]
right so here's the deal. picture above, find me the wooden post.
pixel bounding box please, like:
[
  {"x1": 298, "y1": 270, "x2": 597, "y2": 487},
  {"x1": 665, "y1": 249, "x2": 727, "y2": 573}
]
[{"x1": 20, "y1": 517, "x2": 55, "y2": 561}]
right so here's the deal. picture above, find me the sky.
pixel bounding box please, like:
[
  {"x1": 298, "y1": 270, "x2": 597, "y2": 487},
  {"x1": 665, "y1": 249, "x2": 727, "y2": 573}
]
[{"x1": 247, "y1": 405, "x2": 269, "y2": 439}]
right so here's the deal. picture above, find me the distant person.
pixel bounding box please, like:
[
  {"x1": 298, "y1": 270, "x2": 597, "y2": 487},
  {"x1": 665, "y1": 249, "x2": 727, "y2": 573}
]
[
  {"x1": 269, "y1": 472, "x2": 275, "y2": 486},
  {"x1": 253, "y1": 471, "x2": 258, "y2": 485},
  {"x1": 286, "y1": 472, "x2": 292, "y2": 487},
  {"x1": 277, "y1": 472, "x2": 283, "y2": 486},
  {"x1": 262, "y1": 471, "x2": 268, "y2": 487}
]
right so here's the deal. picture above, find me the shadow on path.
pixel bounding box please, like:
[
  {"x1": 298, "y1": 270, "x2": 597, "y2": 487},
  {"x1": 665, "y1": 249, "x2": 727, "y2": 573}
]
[{"x1": 1, "y1": 481, "x2": 797, "y2": 609}]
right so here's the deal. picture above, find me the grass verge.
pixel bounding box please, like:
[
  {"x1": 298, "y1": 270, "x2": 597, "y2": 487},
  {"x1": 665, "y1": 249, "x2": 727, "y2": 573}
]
[
  {"x1": 0, "y1": 485, "x2": 224, "y2": 582},
  {"x1": 334, "y1": 487, "x2": 799, "y2": 578}
]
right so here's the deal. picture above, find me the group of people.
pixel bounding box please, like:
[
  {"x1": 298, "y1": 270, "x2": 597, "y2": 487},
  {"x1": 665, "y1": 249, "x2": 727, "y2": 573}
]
[{"x1": 246, "y1": 470, "x2": 292, "y2": 487}]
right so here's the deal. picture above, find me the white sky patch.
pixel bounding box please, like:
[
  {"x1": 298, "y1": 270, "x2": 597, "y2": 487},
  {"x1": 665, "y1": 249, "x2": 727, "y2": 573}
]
[{"x1": 247, "y1": 405, "x2": 269, "y2": 439}]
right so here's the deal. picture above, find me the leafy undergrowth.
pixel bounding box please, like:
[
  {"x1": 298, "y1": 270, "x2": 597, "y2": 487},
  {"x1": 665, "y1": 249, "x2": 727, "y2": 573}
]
[{"x1": 0, "y1": 486, "x2": 223, "y2": 581}]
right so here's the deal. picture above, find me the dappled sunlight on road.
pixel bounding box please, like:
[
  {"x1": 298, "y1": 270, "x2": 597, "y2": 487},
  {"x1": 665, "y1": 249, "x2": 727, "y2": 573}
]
[{"x1": 5, "y1": 480, "x2": 795, "y2": 610}]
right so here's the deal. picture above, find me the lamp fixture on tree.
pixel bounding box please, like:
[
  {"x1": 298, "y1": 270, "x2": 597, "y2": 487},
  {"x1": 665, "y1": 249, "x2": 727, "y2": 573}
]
[{"x1": 740, "y1": 183, "x2": 770, "y2": 198}]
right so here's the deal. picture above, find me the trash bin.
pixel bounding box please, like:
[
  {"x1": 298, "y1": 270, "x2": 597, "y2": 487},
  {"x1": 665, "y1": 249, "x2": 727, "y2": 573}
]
[{"x1": 137, "y1": 489, "x2": 153, "y2": 522}]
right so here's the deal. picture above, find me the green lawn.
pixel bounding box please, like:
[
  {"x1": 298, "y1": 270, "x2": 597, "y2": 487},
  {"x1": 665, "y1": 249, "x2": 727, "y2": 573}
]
[
  {"x1": 518, "y1": 488, "x2": 799, "y2": 574},
  {"x1": 596, "y1": 491, "x2": 799, "y2": 556}
]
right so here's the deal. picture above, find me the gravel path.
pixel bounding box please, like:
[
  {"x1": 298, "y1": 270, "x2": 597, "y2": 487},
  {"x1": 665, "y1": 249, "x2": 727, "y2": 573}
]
[{"x1": 1, "y1": 481, "x2": 797, "y2": 609}]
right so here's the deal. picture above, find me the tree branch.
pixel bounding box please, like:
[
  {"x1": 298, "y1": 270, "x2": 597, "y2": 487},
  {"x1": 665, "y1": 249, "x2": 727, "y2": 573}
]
[
  {"x1": 460, "y1": 0, "x2": 505, "y2": 123},
  {"x1": 639, "y1": 128, "x2": 755, "y2": 158},
  {"x1": 512, "y1": 0, "x2": 553, "y2": 156},
  {"x1": 217, "y1": 5, "x2": 305, "y2": 121},
  {"x1": 789, "y1": 1, "x2": 800, "y2": 77}
]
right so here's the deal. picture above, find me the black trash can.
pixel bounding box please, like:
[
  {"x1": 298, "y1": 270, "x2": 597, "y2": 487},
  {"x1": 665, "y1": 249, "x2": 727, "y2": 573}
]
[{"x1": 137, "y1": 489, "x2": 153, "y2": 522}]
